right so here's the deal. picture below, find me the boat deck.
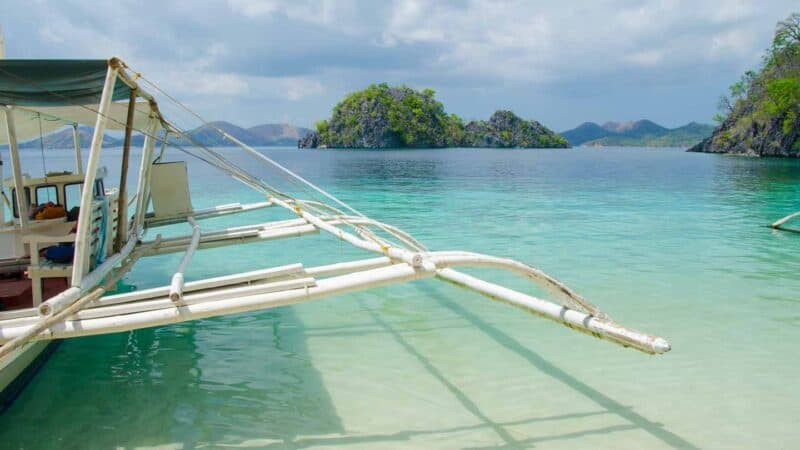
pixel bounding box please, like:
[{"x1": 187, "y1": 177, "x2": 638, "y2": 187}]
[{"x1": 0, "y1": 275, "x2": 68, "y2": 311}]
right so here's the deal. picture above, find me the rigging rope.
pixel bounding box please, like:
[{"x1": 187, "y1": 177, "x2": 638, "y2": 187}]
[
  {"x1": 0, "y1": 62, "x2": 422, "y2": 251},
  {"x1": 133, "y1": 70, "x2": 416, "y2": 249}
]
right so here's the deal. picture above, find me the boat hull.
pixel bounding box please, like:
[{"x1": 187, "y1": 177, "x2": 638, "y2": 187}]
[{"x1": 0, "y1": 340, "x2": 59, "y2": 413}]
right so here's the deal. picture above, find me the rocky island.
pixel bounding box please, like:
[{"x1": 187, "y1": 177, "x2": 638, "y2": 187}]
[
  {"x1": 298, "y1": 83, "x2": 568, "y2": 149},
  {"x1": 689, "y1": 13, "x2": 800, "y2": 157}
]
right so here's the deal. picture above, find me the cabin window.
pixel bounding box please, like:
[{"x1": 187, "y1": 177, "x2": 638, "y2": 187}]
[
  {"x1": 35, "y1": 185, "x2": 58, "y2": 205},
  {"x1": 11, "y1": 188, "x2": 31, "y2": 218},
  {"x1": 64, "y1": 183, "x2": 83, "y2": 211}
]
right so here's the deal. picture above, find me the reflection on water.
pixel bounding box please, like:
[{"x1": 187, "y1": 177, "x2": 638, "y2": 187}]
[
  {"x1": 0, "y1": 147, "x2": 799, "y2": 449},
  {"x1": 0, "y1": 309, "x2": 342, "y2": 449}
]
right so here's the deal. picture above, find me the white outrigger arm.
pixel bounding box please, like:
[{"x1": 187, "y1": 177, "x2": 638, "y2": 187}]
[
  {"x1": 0, "y1": 58, "x2": 671, "y2": 360},
  {"x1": 771, "y1": 211, "x2": 800, "y2": 233},
  {"x1": 0, "y1": 194, "x2": 671, "y2": 356}
]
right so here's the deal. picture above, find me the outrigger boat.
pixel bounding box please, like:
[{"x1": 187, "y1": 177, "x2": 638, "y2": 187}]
[
  {"x1": 771, "y1": 211, "x2": 800, "y2": 233},
  {"x1": 0, "y1": 55, "x2": 670, "y2": 408}
]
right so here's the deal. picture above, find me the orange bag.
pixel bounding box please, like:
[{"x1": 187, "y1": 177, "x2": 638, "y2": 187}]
[{"x1": 35, "y1": 204, "x2": 67, "y2": 220}]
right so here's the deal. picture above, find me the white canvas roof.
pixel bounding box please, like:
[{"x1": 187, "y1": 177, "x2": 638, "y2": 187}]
[{"x1": 0, "y1": 102, "x2": 153, "y2": 145}]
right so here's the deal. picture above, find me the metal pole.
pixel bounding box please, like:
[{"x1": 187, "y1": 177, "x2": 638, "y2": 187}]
[
  {"x1": 72, "y1": 124, "x2": 83, "y2": 174},
  {"x1": 3, "y1": 107, "x2": 28, "y2": 229},
  {"x1": 71, "y1": 63, "x2": 119, "y2": 286},
  {"x1": 133, "y1": 118, "x2": 158, "y2": 234},
  {"x1": 155, "y1": 131, "x2": 169, "y2": 162},
  {"x1": 114, "y1": 88, "x2": 137, "y2": 252}
]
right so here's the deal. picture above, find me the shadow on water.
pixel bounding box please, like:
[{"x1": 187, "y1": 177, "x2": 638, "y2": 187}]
[
  {"x1": 425, "y1": 284, "x2": 699, "y2": 450},
  {"x1": 251, "y1": 283, "x2": 698, "y2": 449},
  {"x1": 0, "y1": 308, "x2": 343, "y2": 449}
]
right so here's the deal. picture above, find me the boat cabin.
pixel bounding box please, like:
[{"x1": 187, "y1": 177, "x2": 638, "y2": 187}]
[
  {"x1": 0, "y1": 59, "x2": 154, "y2": 312},
  {"x1": 0, "y1": 155, "x2": 119, "y2": 310},
  {"x1": 2, "y1": 169, "x2": 107, "y2": 234}
]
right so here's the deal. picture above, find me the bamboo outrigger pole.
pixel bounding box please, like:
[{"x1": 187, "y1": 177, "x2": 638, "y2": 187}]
[
  {"x1": 0, "y1": 288, "x2": 105, "y2": 359},
  {"x1": 0, "y1": 259, "x2": 670, "y2": 354},
  {"x1": 771, "y1": 211, "x2": 800, "y2": 233}
]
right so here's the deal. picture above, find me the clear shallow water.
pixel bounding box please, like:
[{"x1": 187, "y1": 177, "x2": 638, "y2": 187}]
[{"x1": 1, "y1": 146, "x2": 799, "y2": 449}]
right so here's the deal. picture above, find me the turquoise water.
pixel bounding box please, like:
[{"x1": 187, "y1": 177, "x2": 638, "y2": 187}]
[{"x1": 1, "y1": 146, "x2": 799, "y2": 449}]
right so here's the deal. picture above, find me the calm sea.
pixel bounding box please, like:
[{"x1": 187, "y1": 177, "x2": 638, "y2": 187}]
[{"x1": 1, "y1": 146, "x2": 799, "y2": 449}]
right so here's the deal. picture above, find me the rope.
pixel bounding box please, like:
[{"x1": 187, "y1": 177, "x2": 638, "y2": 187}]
[
  {"x1": 134, "y1": 70, "x2": 410, "y2": 248},
  {"x1": 0, "y1": 62, "x2": 423, "y2": 251}
]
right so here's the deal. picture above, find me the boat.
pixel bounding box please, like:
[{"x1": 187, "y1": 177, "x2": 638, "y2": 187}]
[
  {"x1": 771, "y1": 211, "x2": 800, "y2": 233},
  {"x1": 0, "y1": 53, "x2": 671, "y2": 410}
]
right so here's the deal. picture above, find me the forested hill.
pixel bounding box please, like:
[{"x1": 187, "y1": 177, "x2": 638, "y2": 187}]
[
  {"x1": 561, "y1": 120, "x2": 714, "y2": 147},
  {"x1": 298, "y1": 84, "x2": 568, "y2": 149},
  {"x1": 689, "y1": 12, "x2": 800, "y2": 157}
]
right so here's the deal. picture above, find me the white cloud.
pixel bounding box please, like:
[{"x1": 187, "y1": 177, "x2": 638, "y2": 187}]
[
  {"x1": 39, "y1": 26, "x2": 65, "y2": 44},
  {"x1": 226, "y1": 0, "x2": 364, "y2": 29},
  {"x1": 272, "y1": 77, "x2": 325, "y2": 100},
  {"x1": 196, "y1": 73, "x2": 250, "y2": 96},
  {"x1": 710, "y1": 28, "x2": 759, "y2": 59},
  {"x1": 371, "y1": 0, "x2": 787, "y2": 82},
  {"x1": 624, "y1": 50, "x2": 665, "y2": 66},
  {"x1": 709, "y1": 0, "x2": 757, "y2": 24},
  {"x1": 226, "y1": 0, "x2": 282, "y2": 18},
  {"x1": 5, "y1": 0, "x2": 798, "y2": 128}
]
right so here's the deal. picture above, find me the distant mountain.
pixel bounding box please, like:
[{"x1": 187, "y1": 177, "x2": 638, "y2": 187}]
[
  {"x1": 602, "y1": 119, "x2": 668, "y2": 136},
  {"x1": 144, "y1": 121, "x2": 312, "y2": 147},
  {"x1": 171, "y1": 121, "x2": 260, "y2": 147},
  {"x1": 560, "y1": 122, "x2": 612, "y2": 146},
  {"x1": 248, "y1": 123, "x2": 312, "y2": 145},
  {"x1": 560, "y1": 120, "x2": 714, "y2": 147},
  {"x1": 4, "y1": 125, "x2": 121, "y2": 150},
  {"x1": 0, "y1": 121, "x2": 313, "y2": 150}
]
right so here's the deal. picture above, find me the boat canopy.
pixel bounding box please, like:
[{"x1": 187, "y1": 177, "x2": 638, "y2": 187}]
[
  {"x1": 0, "y1": 59, "x2": 131, "y2": 107},
  {"x1": 0, "y1": 102, "x2": 153, "y2": 144}
]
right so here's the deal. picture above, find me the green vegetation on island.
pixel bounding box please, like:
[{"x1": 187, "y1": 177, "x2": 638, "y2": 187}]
[
  {"x1": 690, "y1": 12, "x2": 800, "y2": 157},
  {"x1": 298, "y1": 83, "x2": 568, "y2": 149},
  {"x1": 561, "y1": 120, "x2": 714, "y2": 147}
]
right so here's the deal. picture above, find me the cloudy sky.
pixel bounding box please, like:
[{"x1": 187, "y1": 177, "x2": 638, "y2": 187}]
[{"x1": 3, "y1": 0, "x2": 798, "y2": 131}]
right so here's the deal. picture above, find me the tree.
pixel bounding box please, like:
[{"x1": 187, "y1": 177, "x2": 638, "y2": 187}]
[
  {"x1": 768, "y1": 12, "x2": 800, "y2": 66},
  {"x1": 715, "y1": 70, "x2": 757, "y2": 119},
  {"x1": 775, "y1": 13, "x2": 800, "y2": 48}
]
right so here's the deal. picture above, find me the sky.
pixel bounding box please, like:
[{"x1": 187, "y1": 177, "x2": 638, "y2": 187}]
[{"x1": 2, "y1": 0, "x2": 798, "y2": 131}]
